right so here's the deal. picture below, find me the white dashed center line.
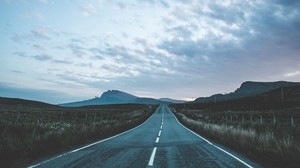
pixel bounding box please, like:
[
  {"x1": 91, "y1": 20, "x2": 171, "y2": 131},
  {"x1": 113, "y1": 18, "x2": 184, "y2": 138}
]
[
  {"x1": 148, "y1": 108, "x2": 165, "y2": 166},
  {"x1": 155, "y1": 137, "x2": 160, "y2": 143},
  {"x1": 148, "y1": 147, "x2": 157, "y2": 166}
]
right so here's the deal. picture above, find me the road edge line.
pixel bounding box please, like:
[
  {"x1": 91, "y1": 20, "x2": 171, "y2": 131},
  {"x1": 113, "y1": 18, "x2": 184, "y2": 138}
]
[
  {"x1": 169, "y1": 107, "x2": 254, "y2": 168},
  {"x1": 28, "y1": 106, "x2": 160, "y2": 168},
  {"x1": 170, "y1": 110, "x2": 212, "y2": 145}
]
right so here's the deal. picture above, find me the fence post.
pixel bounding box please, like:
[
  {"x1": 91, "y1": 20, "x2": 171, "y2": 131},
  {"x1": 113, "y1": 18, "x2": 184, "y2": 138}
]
[
  {"x1": 94, "y1": 113, "x2": 97, "y2": 125},
  {"x1": 273, "y1": 115, "x2": 276, "y2": 125},
  {"x1": 260, "y1": 115, "x2": 263, "y2": 124},
  {"x1": 250, "y1": 115, "x2": 253, "y2": 124},
  {"x1": 242, "y1": 114, "x2": 244, "y2": 124},
  {"x1": 291, "y1": 115, "x2": 294, "y2": 127},
  {"x1": 15, "y1": 112, "x2": 20, "y2": 124},
  {"x1": 60, "y1": 112, "x2": 63, "y2": 121},
  {"x1": 75, "y1": 112, "x2": 77, "y2": 122},
  {"x1": 85, "y1": 112, "x2": 88, "y2": 124}
]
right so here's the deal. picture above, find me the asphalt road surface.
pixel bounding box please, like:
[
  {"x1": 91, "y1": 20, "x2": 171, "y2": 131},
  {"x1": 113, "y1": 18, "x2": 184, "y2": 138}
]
[{"x1": 29, "y1": 105, "x2": 260, "y2": 168}]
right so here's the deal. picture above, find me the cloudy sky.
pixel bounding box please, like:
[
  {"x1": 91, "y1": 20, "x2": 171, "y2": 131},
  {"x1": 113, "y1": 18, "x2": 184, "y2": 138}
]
[{"x1": 1, "y1": 0, "x2": 300, "y2": 104}]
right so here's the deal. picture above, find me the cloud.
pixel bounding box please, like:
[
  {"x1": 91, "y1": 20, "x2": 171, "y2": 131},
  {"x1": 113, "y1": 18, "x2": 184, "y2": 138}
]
[
  {"x1": 28, "y1": 53, "x2": 73, "y2": 65},
  {"x1": 116, "y1": 2, "x2": 128, "y2": 9},
  {"x1": 32, "y1": 54, "x2": 52, "y2": 61},
  {"x1": 275, "y1": 0, "x2": 300, "y2": 7},
  {"x1": 33, "y1": 44, "x2": 45, "y2": 50},
  {"x1": 13, "y1": 51, "x2": 27, "y2": 57},
  {"x1": 139, "y1": 0, "x2": 170, "y2": 8},
  {"x1": 64, "y1": 37, "x2": 90, "y2": 57},
  {"x1": 159, "y1": 0, "x2": 169, "y2": 8},
  {"x1": 167, "y1": 24, "x2": 194, "y2": 39},
  {"x1": 159, "y1": 0, "x2": 300, "y2": 60},
  {"x1": 158, "y1": 38, "x2": 206, "y2": 57},
  {"x1": 11, "y1": 70, "x2": 24, "y2": 74},
  {"x1": 12, "y1": 34, "x2": 32, "y2": 43},
  {"x1": 21, "y1": 11, "x2": 45, "y2": 20},
  {"x1": 55, "y1": 71, "x2": 110, "y2": 88},
  {"x1": 68, "y1": 43, "x2": 87, "y2": 57},
  {"x1": 52, "y1": 59, "x2": 73, "y2": 64},
  {"x1": 284, "y1": 71, "x2": 300, "y2": 77},
  {"x1": 38, "y1": 0, "x2": 53, "y2": 4},
  {"x1": 30, "y1": 27, "x2": 51, "y2": 40},
  {"x1": 79, "y1": 4, "x2": 97, "y2": 17},
  {"x1": 134, "y1": 37, "x2": 148, "y2": 46},
  {"x1": 12, "y1": 27, "x2": 52, "y2": 43},
  {"x1": 76, "y1": 63, "x2": 93, "y2": 67}
]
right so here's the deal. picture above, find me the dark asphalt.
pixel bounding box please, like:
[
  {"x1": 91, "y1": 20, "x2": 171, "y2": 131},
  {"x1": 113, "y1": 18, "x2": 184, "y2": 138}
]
[{"x1": 29, "y1": 105, "x2": 260, "y2": 168}]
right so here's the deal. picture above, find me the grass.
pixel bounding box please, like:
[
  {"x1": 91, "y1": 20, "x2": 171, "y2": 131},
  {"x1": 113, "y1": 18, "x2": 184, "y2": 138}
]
[
  {"x1": 172, "y1": 110, "x2": 300, "y2": 168},
  {"x1": 0, "y1": 99, "x2": 157, "y2": 168}
]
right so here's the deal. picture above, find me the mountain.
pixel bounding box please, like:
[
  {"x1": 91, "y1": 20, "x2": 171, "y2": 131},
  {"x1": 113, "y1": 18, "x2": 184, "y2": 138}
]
[
  {"x1": 60, "y1": 90, "x2": 169, "y2": 107},
  {"x1": 97, "y1": 90, "x2": 137, "y2": 104},
  {"x1": 159, "y1": 98, "x2": 187, "y2": 104},
  {"x1": 194, "y1": 81, "x2": 300, "y2": 103}
]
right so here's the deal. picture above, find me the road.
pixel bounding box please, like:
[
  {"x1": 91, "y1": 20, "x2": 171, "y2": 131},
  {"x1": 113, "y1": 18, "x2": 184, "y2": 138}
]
[{"x1": 29, "y1": 105, "x2": 260, "y2": 168}]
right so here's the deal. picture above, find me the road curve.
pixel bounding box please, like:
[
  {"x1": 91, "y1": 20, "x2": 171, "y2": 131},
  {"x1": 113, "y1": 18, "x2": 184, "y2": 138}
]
[{"x1": 28, "y1": 105, "x2": 260, "y2": 168}]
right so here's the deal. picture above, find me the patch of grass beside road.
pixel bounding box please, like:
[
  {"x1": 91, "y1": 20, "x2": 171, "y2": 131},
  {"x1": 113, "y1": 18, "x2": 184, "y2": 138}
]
[
  {"x1": 173, "y1": 111, "x2": 300, "y2": 168},
  {"x1": 0, "y1": 101, "x2": 156, "y2": 168}
]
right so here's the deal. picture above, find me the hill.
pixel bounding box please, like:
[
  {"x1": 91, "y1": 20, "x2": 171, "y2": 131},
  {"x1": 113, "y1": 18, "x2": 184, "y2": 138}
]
[
  {"x1": 159, "y1": 98, "x2": 187, "y2": 104},
  {"x1": 60, "y1": 90, "x2": 170, "y2": 107},
  {"x1": 178, "y1": 84, "x2": 300, "y2": 111},
  {"x1": 0, "y1": 97, "x2": 57, "y2": 108},
  {"x1": 194, "y1": 81, "x2": 300, "y2": 103}
]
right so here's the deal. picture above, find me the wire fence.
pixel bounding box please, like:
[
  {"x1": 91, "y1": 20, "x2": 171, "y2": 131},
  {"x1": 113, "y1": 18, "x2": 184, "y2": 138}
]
[{"x1": 182, "y1": 110, "x2": 299, "y2": 127}]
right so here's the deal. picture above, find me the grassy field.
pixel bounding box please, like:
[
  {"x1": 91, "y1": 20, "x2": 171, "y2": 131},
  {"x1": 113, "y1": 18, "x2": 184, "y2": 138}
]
[
  {"x1": 171, "y1": 88, "x2": 300, "y2": 168},
  {"x1": 0, "y1": 97, "x2": 157, "y2": 168}
]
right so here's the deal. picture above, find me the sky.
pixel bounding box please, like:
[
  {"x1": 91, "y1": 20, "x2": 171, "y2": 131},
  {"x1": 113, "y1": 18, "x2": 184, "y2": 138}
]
[{"x1": 1, "y1": 0, "x2": 300, "y2": 104}]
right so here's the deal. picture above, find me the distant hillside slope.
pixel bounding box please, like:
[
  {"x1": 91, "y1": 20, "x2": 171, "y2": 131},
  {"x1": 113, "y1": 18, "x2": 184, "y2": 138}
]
[
  {"x1": 194, "y1": 81, "x2": 300, "y2": 103},
  {"x1": 0, "y1": 97, "x2": 57, "y2": 107},
  {"x1": 60, "y1": 90, "x2": 170, "y2": 107},
  {"x1": 176, "y1": 84, "x2": 300, "y2": 111},
  {"x1": 159, "y1": 98, "x2": 187, "y2": 104}
]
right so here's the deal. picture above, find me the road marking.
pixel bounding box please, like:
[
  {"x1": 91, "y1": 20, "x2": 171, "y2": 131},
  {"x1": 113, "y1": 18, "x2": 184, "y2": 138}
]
[
  {"x1": 171, "y1": 112, "x2": 212, "y2": 145},
  {"x1": 155, "y1": 137, "x2": 160, "y2": 143},
  {"x1": 148, "y1": 147, "x2": 157, "y2": 166},
  {"x1": 169, "y1": 107, "x2": 254, "y2": 168},
  {"x1": 28, "y1": 107, "x2": 160, "y2": 168},
  {"x1": 212, "y1": 144, "x2": 253, "y2": 168},
  {"x1": 148, "y1": 106, "x2": 164, "y2": 167}
]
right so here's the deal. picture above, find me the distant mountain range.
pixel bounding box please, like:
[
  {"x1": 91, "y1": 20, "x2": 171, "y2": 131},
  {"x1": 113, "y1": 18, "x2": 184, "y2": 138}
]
[
  {"x1": 159, "y1": 98, "x2": 187, "y2": 104},
  {"x1": 1, "y1": 81, "x2": 299, "y2": 107},
  {"x1": 60, "y1": 90, "x2": 185, "y2": 107},
  {"x1": 194, "y1": 81, "x2": 300, "y2": 103}
]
